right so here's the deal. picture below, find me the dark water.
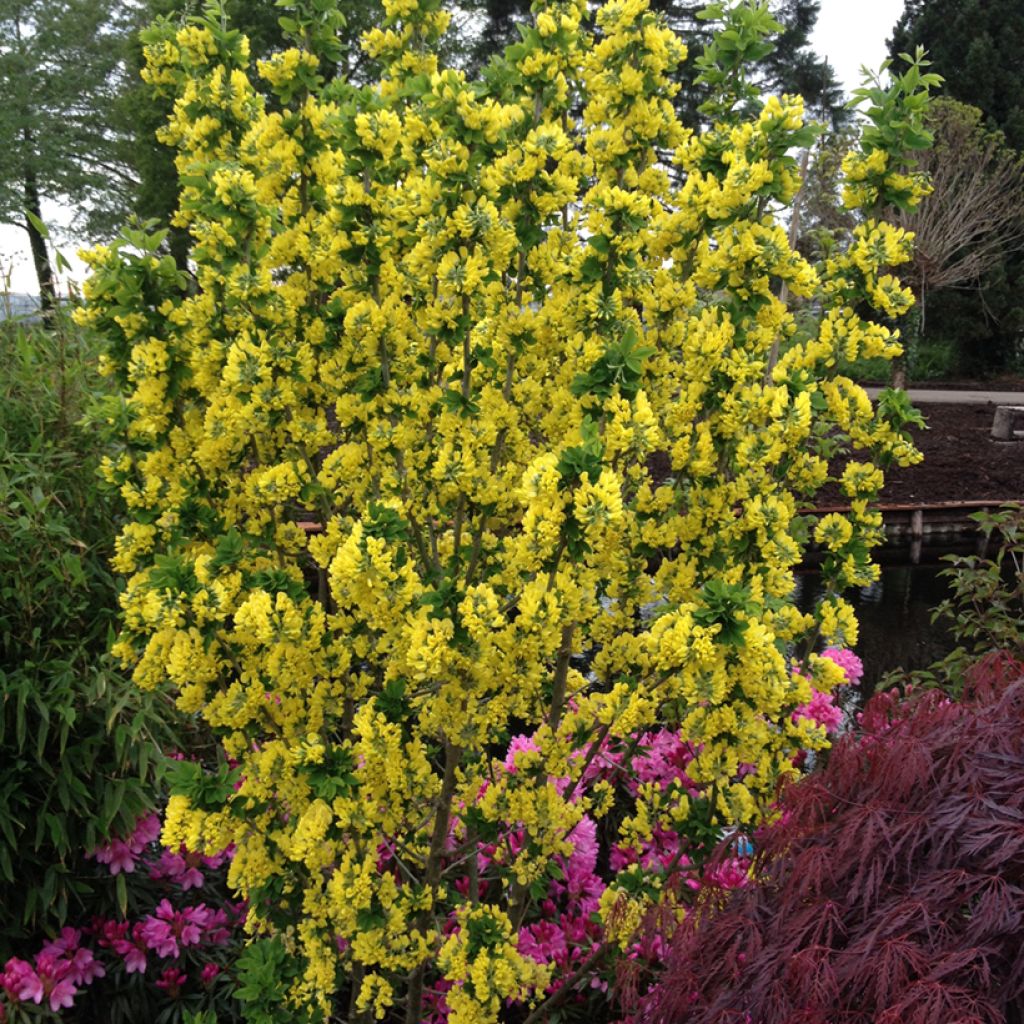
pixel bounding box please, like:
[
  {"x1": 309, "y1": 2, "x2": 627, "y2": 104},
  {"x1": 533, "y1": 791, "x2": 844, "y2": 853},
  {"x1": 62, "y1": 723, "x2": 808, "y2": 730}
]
[{"x1": 795, "y1": 550, "x2": 962, "y2": 693}]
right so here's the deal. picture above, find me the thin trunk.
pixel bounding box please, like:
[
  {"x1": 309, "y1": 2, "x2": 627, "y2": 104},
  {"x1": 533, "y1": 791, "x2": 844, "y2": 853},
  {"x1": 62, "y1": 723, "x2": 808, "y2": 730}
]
[
  {"x1": 765, "y1": 147, "x2": 811, "y2": 383},
  {"x1": 891, "y1": 285, "x2": 924, "y2": 390},
  {"x1": 22, "y1": 155, "x2": 57, "y2": 322},
  {"x1": 405, "y1": 738, "x2": 462, "y2": 1024},
  {"x1": 169, "y1": 225, "x2": 190, "y2": 274}
]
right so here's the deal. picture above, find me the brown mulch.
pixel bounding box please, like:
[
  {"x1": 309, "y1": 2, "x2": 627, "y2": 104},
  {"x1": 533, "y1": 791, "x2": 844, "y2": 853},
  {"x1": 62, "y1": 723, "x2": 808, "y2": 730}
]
[{"x1": 817, "y1": 402, "x2": 1024, "y2": 507}]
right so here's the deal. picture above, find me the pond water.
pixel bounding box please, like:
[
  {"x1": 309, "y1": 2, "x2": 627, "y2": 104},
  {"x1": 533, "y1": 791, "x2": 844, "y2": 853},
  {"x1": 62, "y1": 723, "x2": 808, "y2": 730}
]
[{"x1": 795, "y1": 546, "x2": 967, "y2": 693}]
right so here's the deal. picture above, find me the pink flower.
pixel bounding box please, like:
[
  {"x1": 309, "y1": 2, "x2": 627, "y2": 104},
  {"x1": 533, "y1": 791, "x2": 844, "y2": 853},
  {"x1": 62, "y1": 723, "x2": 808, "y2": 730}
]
[
  {"x1": 503, "y1": 735, "x2": 540, "y2": 772},
  {"x1": 39, "y1": 927, "x2": 80, "y2": 960},
  {"x1": 64, "y1": 948, "x2": 105, "y2": 986},
  {"x1": 2, "y1": 958, "x2": 43, "y2": 1004},
  {"x1": 704, "y1": 856, "x2": 750, "y2": 890},
  {"x1": 150, "y1": 849, "x2": 205, "y2": 890},
  {"x1": 632, "y1": 730, "x2": 696, "y2": 793},
  {"x1": 154, "y1": 966, "x2": 188, "y2": 997},
  {"x1": 200, "y1": 962, "x2": 220, "y2": 986},
  {"x1": 821, "y1": 647, "x2": 864, "y2": 685},
  {"x1": 98, "y1": 920, "x2": 148, "y2": 973},
  {"x1": 130, "y1": 813, "x2": 162, "y2": 848},
  {"x1": 91, "y1": 837, "x2": 137, "y2": 875},
  {"x1": 139, "y1": 899, "x2": 213, "y2": 959},
  {"x1": 34, "y1": 953, "x2": 80, "y2": 1012},
  {"x1": 88, "y1": 811, "x2": 162, "y2": 876},
  {"x1": 793, "y1": 689, "x2": 844, "y2": 734},
  {"x1": 1, "y1": 951, "x2": 88, "y2": 1011},
  {"x1": 139, "y1": 916, "x2": 177, "y2": 959},
  {"x1": 45, "y1": 977, "x2": 77, "y2": 1012},
  {"x1": 121, "y1": 944, "x2": 148, "y2": 974},
  {"x1": 201, "y1": 907, "x2": 232, "y2": 946},
  {"x1": 518, "y1": 920, "x2": 568, "y2": 963}
]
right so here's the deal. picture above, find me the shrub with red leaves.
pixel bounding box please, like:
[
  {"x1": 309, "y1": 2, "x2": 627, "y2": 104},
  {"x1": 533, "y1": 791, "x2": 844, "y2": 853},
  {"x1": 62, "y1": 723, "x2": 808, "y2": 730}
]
[{"x1": 648, "y1": 666, "x2": 1024, "y2": 1024}]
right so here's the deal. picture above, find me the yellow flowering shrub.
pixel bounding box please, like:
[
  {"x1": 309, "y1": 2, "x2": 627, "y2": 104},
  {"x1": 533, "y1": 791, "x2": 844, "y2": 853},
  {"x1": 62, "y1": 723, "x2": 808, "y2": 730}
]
[{"x1": 78, "y1": 0, "x2": 933, "y2": 1019}]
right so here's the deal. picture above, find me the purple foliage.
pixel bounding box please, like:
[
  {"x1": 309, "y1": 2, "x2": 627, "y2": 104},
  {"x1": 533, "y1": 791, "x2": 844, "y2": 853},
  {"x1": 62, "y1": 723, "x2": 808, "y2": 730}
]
[{"x1": 650, "y1": 663, "x2": 1024, "y2": 1024}]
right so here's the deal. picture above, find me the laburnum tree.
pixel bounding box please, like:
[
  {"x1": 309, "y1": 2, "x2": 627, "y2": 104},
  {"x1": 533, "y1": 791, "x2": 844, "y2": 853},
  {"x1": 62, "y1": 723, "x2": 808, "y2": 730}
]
[
  {"x1": 650, "y1": 673, "x2": 1024, "y2": 1024},
  {"x1": 78, "y1": 0, "x2": 933, "y2": 1020}
]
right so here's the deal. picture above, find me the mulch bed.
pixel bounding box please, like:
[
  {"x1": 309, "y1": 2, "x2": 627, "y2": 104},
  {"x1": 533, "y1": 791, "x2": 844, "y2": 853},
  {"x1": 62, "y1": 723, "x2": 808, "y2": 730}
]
[{"x1": 817, "y1": 402, "x2": 1024, "y2": 506}]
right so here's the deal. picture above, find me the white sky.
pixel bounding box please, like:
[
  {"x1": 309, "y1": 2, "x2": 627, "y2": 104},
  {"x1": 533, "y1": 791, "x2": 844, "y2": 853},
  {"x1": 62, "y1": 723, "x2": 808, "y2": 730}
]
[
  {"x1": 811, "y1": 0, "x2": 906, "y2": 101},
  {"x1": 0, "y1": 0, "x2": 907, "y2": 296}
]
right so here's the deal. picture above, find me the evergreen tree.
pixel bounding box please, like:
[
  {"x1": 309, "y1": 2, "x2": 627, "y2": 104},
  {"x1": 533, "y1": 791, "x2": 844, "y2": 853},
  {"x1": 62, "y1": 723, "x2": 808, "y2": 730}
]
[
  {"x1": 0, "y1": 0, "x2": 129, "y2": 312},
  {"x1": 891, "y1": 0, "x2": 1024, "y2": 151},
  {"x1": 890, "y1": 0, "x2": 1024, "y2": 374}
]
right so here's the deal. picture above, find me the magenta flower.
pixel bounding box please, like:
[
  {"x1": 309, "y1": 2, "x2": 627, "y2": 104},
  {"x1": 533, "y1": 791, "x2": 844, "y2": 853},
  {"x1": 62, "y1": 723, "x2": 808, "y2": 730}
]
[
  {"x1": 200, "y1": 962, "x2": 220, "y2": 986},
  {"x1": 64, "y1": 948, "x2": 105, "y2": 986},
  {"x1": 821, "y1": 646, "x2": 864, "y2": 685},
  {"x1": 33, "y1": 953, "x2": 79, "y2": 1012},
  {"x1": 703, "y1": 855, "x2": 751, "y2": 890},
  {"x1": 201, "y1": 907, "x2": 232, "y2": 946},
  {"x1": 150, "y1": 849, "x2": 205, "y2": 890},
  {"x1": 503, "y1": 734, "x2": 540, "y2": 772},
  {"x1": 154, "y1": 966, "x2": 188, "y2": 998},
  {"x1": 95, "y1": 919, "x2": 148, "y2": 974},
  {"x1": 793, "y1": 688, "x2": 844, "y2": 734},
  {"x1": 138, "y1": 915, "x2": 177, "y2": 959},
  {"x1": 140, "y1": 900, "x2": 212, "y2": 958},
  {"x1": 90, "y1": 837, "x2": 137, "y2": 875},
  {"x1": 88, "y1": 811, "x2": 163, "y2": 876},
  {"x1": 518, "y1": 920, "x2": 568, "y2": 963},
  {"x1": 40, "y1": 927, "x2": 80, "y2": 958},
  {"x1": 1, "y1": 958, "x2": 43, "y2": 1004},
  {"x1": 130, "y1": 813, "x2": 162, "y2": 848}
]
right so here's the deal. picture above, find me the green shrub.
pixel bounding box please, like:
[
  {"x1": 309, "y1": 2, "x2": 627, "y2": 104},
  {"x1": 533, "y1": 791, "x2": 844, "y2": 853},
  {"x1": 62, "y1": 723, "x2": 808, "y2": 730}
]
[{"x1": 0, "y1": 313, "x2": 179, "y2": 956}]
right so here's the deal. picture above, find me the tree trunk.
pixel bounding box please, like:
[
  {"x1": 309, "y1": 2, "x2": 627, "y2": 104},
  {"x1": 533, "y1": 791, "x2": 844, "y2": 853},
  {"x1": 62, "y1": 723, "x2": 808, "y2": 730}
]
[
  {"x1": 22, "y1": 132, "x2": 56, "y2": 322},
  {"x1": 169, "y1": 224, "x2": 191, "y2": 274},
  {"x1": 890, "y1": 287, "x2": 924, "y2": 390}
]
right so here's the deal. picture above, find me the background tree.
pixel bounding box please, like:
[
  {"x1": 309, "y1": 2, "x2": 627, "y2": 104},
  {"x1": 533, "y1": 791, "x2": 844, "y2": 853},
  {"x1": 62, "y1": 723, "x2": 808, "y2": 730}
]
[
  {"x1": 792, "y1": 125, "x2": 858, "y2": 260},
  {"x1": 890, "y1": 0, "x2": 1024, "y2": 150},
  {"x1": 889, "y1": 0, "x2": 1024, "y2": 374},
  {"x1": 892, "y1": 99, "x2": 1024, "y2": 368},
  {"x1": 0, "y1": 0, "x2": 130, "y2": 314}
]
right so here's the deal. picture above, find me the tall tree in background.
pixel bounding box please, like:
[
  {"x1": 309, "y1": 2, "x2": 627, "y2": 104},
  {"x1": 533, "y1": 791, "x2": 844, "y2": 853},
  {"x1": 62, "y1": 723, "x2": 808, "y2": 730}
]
[
  {"x1": 891, "y1": 0, "x2": 1024, "y2": 150},
  {"x1": 893, "y1": 100, "x2": 1024, "y2": 341},
  {"x1": 890, "y1": 0, "x2": 1024, "y2": 373},
  {"x1": 0, "y1": 0, "x2": 130, "y2": 313}
]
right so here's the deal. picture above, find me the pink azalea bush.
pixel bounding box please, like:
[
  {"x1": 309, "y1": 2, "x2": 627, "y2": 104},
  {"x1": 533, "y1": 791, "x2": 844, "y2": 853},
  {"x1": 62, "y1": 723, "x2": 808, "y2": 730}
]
[
  {"x1": 414, "y1": 647, "x2": 864, "y2": 1021},
  {"x1": 0, "y1": 801, "x2": 245, "y2": 1022}
]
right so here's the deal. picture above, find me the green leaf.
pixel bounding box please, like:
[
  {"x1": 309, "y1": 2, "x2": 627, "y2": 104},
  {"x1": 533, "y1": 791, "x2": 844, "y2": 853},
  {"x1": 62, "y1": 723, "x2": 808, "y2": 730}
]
[
  {"x1": 115, "y1": 872, "x2": 128, "y2": 917},
  {"x1": 24, "y1": 208, "x2": 50, "y2": 240}
]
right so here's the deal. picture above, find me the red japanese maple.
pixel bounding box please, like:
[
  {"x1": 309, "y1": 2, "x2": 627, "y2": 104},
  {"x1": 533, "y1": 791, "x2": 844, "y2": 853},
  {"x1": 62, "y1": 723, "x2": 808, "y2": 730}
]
[{"x1": 649, "y1": 664, "x2": 1024, "y2": 1024}]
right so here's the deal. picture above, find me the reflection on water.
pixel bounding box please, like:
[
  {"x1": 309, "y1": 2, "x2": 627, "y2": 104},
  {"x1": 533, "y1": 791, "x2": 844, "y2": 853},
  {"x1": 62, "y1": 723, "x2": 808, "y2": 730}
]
[{"x1": 794, "y1": 559, "x2": 957, "y2": 694}]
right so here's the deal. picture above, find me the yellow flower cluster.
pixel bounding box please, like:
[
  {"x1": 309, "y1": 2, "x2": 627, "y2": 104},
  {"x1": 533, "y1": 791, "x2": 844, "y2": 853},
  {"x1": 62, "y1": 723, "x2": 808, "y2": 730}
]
[{"x1": 80, "y1": 0, "x2": 927, "y2": 1017}]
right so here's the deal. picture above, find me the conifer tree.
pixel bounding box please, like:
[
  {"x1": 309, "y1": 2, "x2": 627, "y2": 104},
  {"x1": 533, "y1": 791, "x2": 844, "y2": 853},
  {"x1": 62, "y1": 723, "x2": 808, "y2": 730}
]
[{"x1": 0, "y1": 0, "x2": 129, "y2": 311}]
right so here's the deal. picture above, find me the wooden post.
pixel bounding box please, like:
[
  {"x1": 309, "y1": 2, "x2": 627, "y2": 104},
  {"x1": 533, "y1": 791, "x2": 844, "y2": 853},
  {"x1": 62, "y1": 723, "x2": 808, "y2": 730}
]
[{"x1": 991, "y1": 405, "x2": 1024, "y2": 440}]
